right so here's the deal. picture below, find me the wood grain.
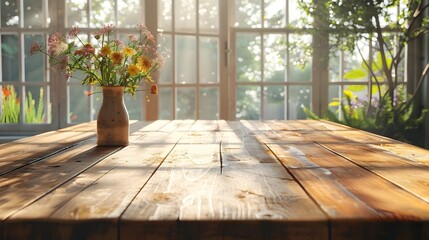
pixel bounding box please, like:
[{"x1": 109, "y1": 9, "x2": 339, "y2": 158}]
[
  {"x1": 3, "y1": 120, "x2": 194, "y2": 240},
  {"x1": 120, "y1": 120, "x2": 328, "y2": 240},
  {"x1": 246, "y1": 120, "x2": 429, "y2": 240}
]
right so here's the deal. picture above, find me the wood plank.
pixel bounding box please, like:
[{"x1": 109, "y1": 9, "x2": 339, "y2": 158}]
[
  {"x1": 245, "y1": 120, "x2": 429, "y2": 240},
  {"x1": 3, "y1": 120, "x2": 194, "y2": 240},
  {"x1": 120, "y1": 120, "x2": 328, "y2": 240},
  {"x1": 0, "y1": 122, "x2": 97, "y2": 176},
  {"x1": 287, "y1": 121, "x2": 429, "y2": 203}
]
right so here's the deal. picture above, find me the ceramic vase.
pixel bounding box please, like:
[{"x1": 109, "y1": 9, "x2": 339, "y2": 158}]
[{"x1": 97, "y1": 86, "x2": 129, "y2": 146}]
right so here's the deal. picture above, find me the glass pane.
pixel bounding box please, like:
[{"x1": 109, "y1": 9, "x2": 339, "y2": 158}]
[
  {"x1": 68, "y1": 85, "x2": 90, "y2": 123},
  {"x1": 236, "y1": 85, "x2": 260, "y2": 120},
  {"x1": 1, "y1": 0, "x2": 19, "y2": 27},
  {"x1": 264, "y1": 0, "x2": 286, "y2": 28},
  {"x1": 90, "y1": 0, "x2": 115, "y2": 28},
  {"x1": 199, "y1": 87, "x2": 218, "y2": 120},
  {"x1": 176, "y1": 88, "x2": 195, "y2": 119},
  {"x1": 234, "y1": 0, "x2": 261, "y2": 28},
  {"x1": 200, "y1": 37, "x2": 218, "y2": 84},
  {"x1": 158, "y1": 0, "x2": 172, "y2": 31},
  {"x1": 93, "y1": 88, "x2": 102, "y2": 121},
  {"x1": 199, "y1": 0, "x2": 219, "y2": 33},
  {"x1": 175, "y1": 0, "x2": 196, "y2": 32},
  {"x1": 288, "y1": 0, "x2": 310, "y2": 27},
  {"x1": 25, "y1": 34, "x2": 45, "y2": 82},
  {"x1": 328, "y1": 84, "x2": 340, "y2": 113},
  {"x1": 159, "y1": 34, "x2": 173, "y2": 84},
  {"x1": 2, "y1": 35, "x2": 19, "y2": 82},
  {"x1": 329, "y1": 49, "x2": 340, "y2": 82},
  {"x1": 289, "y1": 34, "x2": 312, "y2": 82},
  {"x1": 118, "y1": 0, "x2": 143, "y2": 27},
  {"x1": 236, "y1": 33, "x2": 261, "y2": 82},
  {"x1": 24, "y1": 86, "x2": 50, "y2": 124},
  {"x1": 66, "y1": 0, "x2": 88, "y2": 27},
  {"x1": 1, "y1": 84, "x2": 21, "y2": 123},
  {"x1": 159, "y1": 87, "x2": 173, "y2": 119},
  {"x1": 263, "y1": 85, "x2": 285, "y2": 120},
  {"x1": 124, "y1": 92, "x2": 143, "y2": 120},
  {"x1": 176, "y1": 35, "x2": 196, "y2": 84},
  {"x1": 24, "y1": 0, "x2": 43, "y2": 28},
  {"x1": 288, "y1": 85, "x2": 311, "y2": 120},
  {"x1": 264, "y1": 34, "x2": 286, "y2": 82}
]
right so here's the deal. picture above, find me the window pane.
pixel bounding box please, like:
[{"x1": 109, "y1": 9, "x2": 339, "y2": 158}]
[
  {"x1": 263, "y1": 86, "x2": 285, "y2": 120},
  {"x1": 288, "y1": 85, "x2": 311, "y2": 119},
  {"x1": 2, "y1": 35, "x2": 19, "y2": 82},
  {"x1": 176, "y1": 35, "x2": 196, "y2": 84},
  {"x1": 236, "y1": 33, "x2": 261, "y2": 82},
  {"x1": 175, "y1": 0, "x2": 196, "y2": 32},
  {"x1": 24, "y1": 86, "x2": 50, "y2": 124},
  {"x1": 1, "y1": 84, "x2": 21, "y2": 123},
  {"x1": 264, "y1": 0, "x2": 286, "y2": 28},
  {"x1": 68, "y1": 85, "x2": 90, "y2": 123},
  {"x1": 1, "y1": 0, "x2": 19, "y2": 27},
  {"x1": 66, "y1": 0, "x2": 88, "y2": 27},
  {"x1": 24, "y1": 0, "x2": 43, "y2": 28},
  {"x1": 199, "y1": 87, "x2": 218, "y2": 119},
  {"x1": 199, "y1": 0, "x2": 219, "y2": 33},
  {"x1": 236, "y1": 85, "x2": 260, "y2": 120},
  {"x1": 25, "y1": 34, "x2": 45, "y2": 82},
  {"x1": 200, "y1": 37, "x2": 219, "y2": 84},
  {"x1": 159, "y1": 34, "x2": 173, "y2": 84},
  {"x1": 159, "y1": 87, "x2": 173, "y2": 119},
  {"x1": 234, "y1": 0, "x2": 261, "y2": 28},
  {"x1": 264, "y1": 34, "x2": 286, "y2": 82},
  {"x1": 329, "y1": 49, "x2": 340, "y2": 82},
  {"x1": 158, "y1": 0, "x2": 172, "y2": 31},
  {"x1": 118, "y1": 0, "x2": 143, "y2": 27},
  {"x1": 288, "y1": 0, "x2": 310, "y2": 27},
  {"x1": 90, "y1": 0, "x2": 115, "y2": 28},
  {"x1": 176, "y1": 88, "x2": 195, "y2": 119},
  {"x1": 289, "y1": 34, "x2": 312, "y2": 82},
  {"x1": 124, "y1": 92, "x2": 143, "y2": 120}
]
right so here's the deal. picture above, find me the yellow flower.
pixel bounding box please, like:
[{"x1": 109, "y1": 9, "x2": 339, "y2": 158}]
[
  {"x1": 123, "y1": 47, "x2": 134, "y2": 57},
  {"x1": 127, "y1": 64, "x2": 139, "y2": 76},
  {"x1": 100, "y1": 45, "x2": 111, "y2": 56},
  {"x1": 110, "y1": 51, "x2": 123, "y2": 65},
  {"x1": 137, "y1": 56, "x2": 151, "y2": 73}
]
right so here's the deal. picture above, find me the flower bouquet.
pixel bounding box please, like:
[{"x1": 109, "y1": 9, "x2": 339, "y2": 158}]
[
  {"x1": 31, "y1": 23, "x2": 164, "y2": 146},
  {"x1": 31, "y1": 23, "x2": 163, "y2": 95}
]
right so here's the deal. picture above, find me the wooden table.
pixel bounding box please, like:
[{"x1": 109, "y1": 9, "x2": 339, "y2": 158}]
[{"x1": 0, "y1": 120, "x2": 428, "y2": 240}]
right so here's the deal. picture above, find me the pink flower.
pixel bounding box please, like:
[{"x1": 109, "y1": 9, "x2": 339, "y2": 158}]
[
  {"x1": 48, "y1": 33, "x2": 68, "y2": 56},
  {"x1": 68, "y1": 27, "x2": 80, "y2": 38},
  {"x1": 136, "y1": 23, "x2": 147, "y2": 31},
  {"x1": 30, "y1": 41, "x2": 41, "y2": 55}
]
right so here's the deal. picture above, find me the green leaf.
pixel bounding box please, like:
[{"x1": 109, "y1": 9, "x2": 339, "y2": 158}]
[
  {"x1": 344, "y1": 69, "x2": 367, "y2": 79},
  {"x1": 328, "y1": 101, "x2": 340, "y2": 107},
  {"x1": 347, "y1": 85, "x2": 367, "y2": 92}
]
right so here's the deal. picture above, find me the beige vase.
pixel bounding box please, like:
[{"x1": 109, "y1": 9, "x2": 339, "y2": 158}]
[{"x1": 97, "y1": 86, "x2": 129, "y2": 146}]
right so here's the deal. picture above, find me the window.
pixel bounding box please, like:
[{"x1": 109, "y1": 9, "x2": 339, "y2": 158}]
[
  {"x1": 157, "y1": 0, "x2": 224, "y2": 119},
  {"x1": 0, "y1": 0, "x2": 53, "y2": 133},
  {"x1": 231, "y1": 0, "x2": 311, "y2": 120},
  {"x1": 0, "y1": 0, "x2": 414, "y2": 135}
]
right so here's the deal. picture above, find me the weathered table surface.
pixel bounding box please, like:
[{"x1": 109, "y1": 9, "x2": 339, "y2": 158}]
[{"x1": 0, "y1": 120, "x2": 428, "y2": 240}]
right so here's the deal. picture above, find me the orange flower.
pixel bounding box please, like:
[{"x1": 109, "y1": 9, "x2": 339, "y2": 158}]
[
  {"x1": 123, "y1": 47, "x2": 134, "y2": 57},
  {"x1": 127, "y1": 64, "x2": 139, "y2": 76},
  {"x1": 100, "y1": 45, "x2": 111, "y2": 56},
  {"x1": 2, "y1": 86, "x2": 11, "y2": 97},
  {"x1": 110, "y1": 51, "x2": 123, "y2": 65},
  {"x1": 150, "y1": 84, "x2": 158, "y2": 95},
  {"x1": 137, "y1": 56, "x2": 151, "y2": 73}
]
